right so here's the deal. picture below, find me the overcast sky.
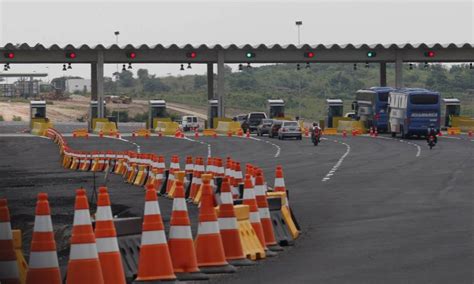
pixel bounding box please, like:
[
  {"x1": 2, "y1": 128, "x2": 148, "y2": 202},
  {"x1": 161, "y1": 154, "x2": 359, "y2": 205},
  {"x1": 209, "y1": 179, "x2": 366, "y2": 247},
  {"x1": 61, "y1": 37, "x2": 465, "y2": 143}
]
[{"x1": 0, "y1": 0, "x2": 473, "y2": 81}]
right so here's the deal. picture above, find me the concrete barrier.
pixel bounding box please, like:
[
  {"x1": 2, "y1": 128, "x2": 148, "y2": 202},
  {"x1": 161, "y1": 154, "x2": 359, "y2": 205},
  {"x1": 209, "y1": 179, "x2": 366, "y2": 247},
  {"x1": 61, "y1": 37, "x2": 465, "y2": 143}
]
[
  {"x1": 154, "y1": 121, "x2": 179, "y2": 135},
  {"x1": 451, "y1": 116, "x2": 474, "y2": 132},
  {"x1": 323, "y1": 128, "x2": 338, "y2": 135},
  {"x1": 215, "y1": 121, "x2": 242, "y2": 135},
  {"x1": 337, "y1": 120, "x2": 366, "y2": 134},
  {"x1": 31, "y1": 121, "x2": 53, "y2": 136},
  {"x1": 234, "y1": 205, "x2": 266, "y2": 260}
]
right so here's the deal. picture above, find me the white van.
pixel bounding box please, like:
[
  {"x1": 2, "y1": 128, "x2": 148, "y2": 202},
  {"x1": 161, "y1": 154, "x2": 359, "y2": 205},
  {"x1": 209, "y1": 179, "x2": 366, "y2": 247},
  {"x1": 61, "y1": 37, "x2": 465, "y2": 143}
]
[{"x1": 181, "y1": 116, "x2": 199, "y2": 131}]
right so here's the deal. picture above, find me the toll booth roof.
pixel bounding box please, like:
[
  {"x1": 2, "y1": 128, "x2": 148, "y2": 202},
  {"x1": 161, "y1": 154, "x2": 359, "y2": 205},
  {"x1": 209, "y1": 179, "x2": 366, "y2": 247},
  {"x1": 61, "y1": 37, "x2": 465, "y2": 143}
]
[
  {"x1": 150, "y1": 100, "x2": 166, "y2": 105},
  {"x1": 326, "y1": 99, "x2": 343, "y2": 105},
  {"x1": 30, "y1": 100, "x2": 46, "y2": 105},
  {"x1": 442, "y1": 98, "x2": 460, "y2": 105},
  {"x1": 268, "y1": 99, "x2": 285, "y2": 104}
]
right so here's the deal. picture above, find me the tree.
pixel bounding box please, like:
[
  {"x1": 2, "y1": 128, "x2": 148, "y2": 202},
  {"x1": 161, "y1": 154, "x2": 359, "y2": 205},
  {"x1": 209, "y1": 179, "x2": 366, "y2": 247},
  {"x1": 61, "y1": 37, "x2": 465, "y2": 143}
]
[
  {"x1": 137, "y1": 69, "x2": 149, "y2": 83},
  {"x1": 117, "y1": 70, "x2": 134, "y2": 88}
]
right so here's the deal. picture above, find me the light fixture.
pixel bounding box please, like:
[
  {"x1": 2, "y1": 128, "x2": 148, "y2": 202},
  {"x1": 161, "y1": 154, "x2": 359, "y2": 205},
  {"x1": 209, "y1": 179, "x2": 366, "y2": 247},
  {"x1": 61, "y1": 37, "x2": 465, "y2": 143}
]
[
  {"x1": 353, "y1": 63, "x2": 357, "y2": 71},
  {"x1": 128, "y1": 63, "x2": 132, "y2": 69},
  {"x1": 296, "y1": 63, "x2": 300, "y2": 71},
  {"x1": 409, "y1": 63, "x2": 413, "y2": 70},
  {"x1": 305, "y1": 62, "x2": 310, "y2": 69},
  {"x1": 238, "y1": 64, "x2": 243, "y2": 71},
  {"x1": 365, "y1": 62, "x2": 369, "y2": 68},
  {"x1": 247, "y1": 63, "x2": 251, "y2": 68},
  {"x1": 187, "y1": 63, "x2": 192, "y2": 69},
  {"x1": 67, "y1": 63, "x2": 72, "y2": 69},
  {"x1": 180, "y1": 64, "x2": 184, "y2": 71},
  {"x1": 62, "y1": 64, "x2": 67, "y2": 71},
  {"x1": 424, "y1": 62, "x2": 429, "y2": 68},
  {"x1": 122, "y1": 64, "x2": 126, "y2": 71}
]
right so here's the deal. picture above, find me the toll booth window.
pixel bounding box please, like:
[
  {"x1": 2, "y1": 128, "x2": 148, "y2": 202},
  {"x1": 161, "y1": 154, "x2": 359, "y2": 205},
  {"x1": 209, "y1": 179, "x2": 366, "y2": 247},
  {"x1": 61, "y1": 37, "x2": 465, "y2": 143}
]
[
  {"x1": 330, "y1": 106, "x2": 343, "y2": 117},
  {"x1": 410, "y1": 95, "x2": 439, "y2": 105},
  {"x1": 32, "y1": 107, "x2": 45, "y2": 118},
  {"x1": 270, "y1": 106, "x2": 284, "y2": 117},
  {"x1": 378, "y1": 93, "x2": 389, "y2": 102}
]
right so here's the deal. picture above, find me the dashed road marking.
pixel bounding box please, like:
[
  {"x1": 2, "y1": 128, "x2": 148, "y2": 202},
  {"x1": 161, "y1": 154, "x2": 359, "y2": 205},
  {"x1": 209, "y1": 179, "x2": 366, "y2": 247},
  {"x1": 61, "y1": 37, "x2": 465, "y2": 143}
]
[
  {"x1": 321, "y1": 138, "x2": 351, "y2": 182},
  {"x1": 372, "y1": 136, "x2": 421, "y2": 158},
  {"x1": 249, "y1": 136, "x2": 281, "y2": 158},
  {"x1": 184, "y1": 137, "x2": 212, "y2": 157}
]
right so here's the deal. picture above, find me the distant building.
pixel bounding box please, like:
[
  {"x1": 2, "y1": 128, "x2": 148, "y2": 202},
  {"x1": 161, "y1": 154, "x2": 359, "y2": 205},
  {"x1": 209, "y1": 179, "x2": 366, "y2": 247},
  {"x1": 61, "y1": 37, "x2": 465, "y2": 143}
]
[{"x1": 65, "y1": 79, "x2": 91, "y2": 94}]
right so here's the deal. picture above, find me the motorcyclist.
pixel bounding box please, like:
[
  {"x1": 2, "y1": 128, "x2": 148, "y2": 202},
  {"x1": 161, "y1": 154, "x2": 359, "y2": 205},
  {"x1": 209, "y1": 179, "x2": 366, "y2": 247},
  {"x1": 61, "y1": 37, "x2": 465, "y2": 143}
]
[
  {"x1": 426, "y1": 124, "x2": 438, "y2": 143},
  {"x1": 311, "y1": 122, "x2": 322, "y2": 137}
]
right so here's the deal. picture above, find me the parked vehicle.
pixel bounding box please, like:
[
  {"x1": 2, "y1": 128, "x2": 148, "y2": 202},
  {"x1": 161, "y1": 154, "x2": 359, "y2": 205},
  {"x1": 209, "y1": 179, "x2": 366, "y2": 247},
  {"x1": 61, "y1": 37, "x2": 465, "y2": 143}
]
[
  {"x1": 181, "y1": 116, "x2": 199, "y2": 131},
  {"x1": 278, "y1": 121, "x2": 302, "y2": 140},
  {"x1": 241, "y1": 112, "x2": 268, "y2": 133},
  {"x1": 388, "y1": 88, "x2": 441, "y2": 138},
  {"x1": 269, "y1": 120, "x2": 283, "y2": 138},
  {"x1": 257, "y1": 119, "x2": 273, "y2": 136}
]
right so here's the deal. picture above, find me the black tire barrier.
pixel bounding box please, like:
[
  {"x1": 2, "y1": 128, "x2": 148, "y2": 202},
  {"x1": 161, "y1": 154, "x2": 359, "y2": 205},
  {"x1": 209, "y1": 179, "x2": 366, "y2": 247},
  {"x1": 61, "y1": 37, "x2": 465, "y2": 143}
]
[
  {"x1": 267, "y1": 197, "x2": 294, "y2": 247},
  {"x1": 184, "y1": 173, "x2": 193, "y2": 199},
  {"x1": 115, "y1": 217, "x2": 143, "y2": 283}
]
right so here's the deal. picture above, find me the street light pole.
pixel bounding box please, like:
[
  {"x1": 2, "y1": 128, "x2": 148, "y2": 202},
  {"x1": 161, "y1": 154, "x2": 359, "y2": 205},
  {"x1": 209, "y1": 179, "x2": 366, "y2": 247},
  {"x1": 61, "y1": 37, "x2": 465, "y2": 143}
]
[
  {"x1": 295, "y1": 21, "x2": 303, "y2": 120},
  {"x1": 114, "y1": 31, "x2": 120, "y2": 77}
]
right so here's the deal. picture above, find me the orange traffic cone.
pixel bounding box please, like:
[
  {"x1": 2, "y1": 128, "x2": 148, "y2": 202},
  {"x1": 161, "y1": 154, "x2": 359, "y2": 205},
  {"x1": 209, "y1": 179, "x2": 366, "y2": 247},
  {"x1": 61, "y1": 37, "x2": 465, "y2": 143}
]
[
  {"x1": 206, "y1": 157, "x2": 214, "y2": 175},
  {"x1": 227, "y1": 130, "x2": 232, "y2": 137},
  {"x1": 242, "y1": 175, "x2": 266, "y2": 249},
  {"x1": 184, "y1": 156, "x2": 194, "y2": 175},
  {"x1": 94, "y1": 187, "x2": 126, "y2": 284},
  {"x1": 166, "y1": 155, "x2": 180, "y2": 195},
  {"x1": 215, "y1": 158, "x2": 224, "y2": 177},
  {"x1": 274, "y1": 166, "x2": 289, "y2": 207},
  {"x1": 0, "y1": 198, "x2": 21, "y2": 284},
  {"x1": 218, "y1": 178, "x2": 254, "y2": 266},
  {"x1": 194, "y1": 129, "x2": 199, "y2": 138},
  {"x1": 374, "y1": 128, "x2": 378, "y2": 137},
  {"x1": 342, "y1": 130, "x2": 347, "y2": 137},
  {"x1": 254, "y1": 170, "x2": 281, "y2": 251},
  {"x1": 168, "y1": 181, "x2": 208, "y2": 280},
  {"x1": 195, "y1": 180, "x2": 236, "y2": 273},
  {"x1": 26, "y1": 193, "x2": 61, "y2": 284},
  {"x1": 99, "y1": 130, "x2": 104, "y2": 138},
  {"x1": 67, "y1": 189, "x2": 104, "y2": 284},
  {"x1": 246, "y1": 129, "x2": 250, "y2": 138},
  {"x1": 469, "y1": 130, "x2": 473, "y2": 137},
  {"x1": 237, "y1": 128, "x2": 243, "y2": 137},
  {"x1": 135, "y1": 186, "x2": 176, "y2": 282}
]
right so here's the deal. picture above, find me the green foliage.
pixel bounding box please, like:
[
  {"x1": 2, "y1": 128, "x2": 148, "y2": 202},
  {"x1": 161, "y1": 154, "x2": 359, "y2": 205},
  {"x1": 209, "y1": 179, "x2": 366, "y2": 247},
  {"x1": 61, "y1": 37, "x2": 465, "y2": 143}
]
[
  {"x1": 12, "y1": 115, "x2": 22, "y2": 121},
  {"x1": 0, "y1": 115, "x2": 4, "y2": 121},
  {"x1": 102, "y1": 63, "x2": 474, "y2": 120}
]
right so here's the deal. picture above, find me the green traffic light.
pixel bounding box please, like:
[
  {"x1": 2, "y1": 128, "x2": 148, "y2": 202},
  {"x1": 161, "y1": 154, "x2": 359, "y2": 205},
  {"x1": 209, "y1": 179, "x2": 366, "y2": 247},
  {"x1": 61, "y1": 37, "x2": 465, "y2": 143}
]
[
  {"x1": 246, "y1": 52, "x2": 255, "y2": 58},
  {"x1": 367, "y1": 51, "x2": 376, "y2": 58}
]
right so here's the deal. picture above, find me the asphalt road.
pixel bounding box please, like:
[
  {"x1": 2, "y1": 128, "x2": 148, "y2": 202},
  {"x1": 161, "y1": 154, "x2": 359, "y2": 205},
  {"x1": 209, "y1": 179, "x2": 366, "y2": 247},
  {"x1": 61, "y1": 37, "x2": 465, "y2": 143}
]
[{"x1": 1, "y1": 132, "x2": 472, "y2": 283}]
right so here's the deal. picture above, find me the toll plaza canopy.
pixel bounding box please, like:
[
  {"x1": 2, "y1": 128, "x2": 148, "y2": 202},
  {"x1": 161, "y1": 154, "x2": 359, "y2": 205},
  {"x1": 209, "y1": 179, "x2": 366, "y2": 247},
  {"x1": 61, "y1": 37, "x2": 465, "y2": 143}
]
[{"x1": 1, "y1": 42, "x2": 473, "y2": 118}]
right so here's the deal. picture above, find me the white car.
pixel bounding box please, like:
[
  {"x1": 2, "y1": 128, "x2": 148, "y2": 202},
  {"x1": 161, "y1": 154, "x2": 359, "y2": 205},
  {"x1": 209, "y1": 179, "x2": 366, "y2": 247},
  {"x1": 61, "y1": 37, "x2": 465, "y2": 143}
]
[
  {"x1": 181, "y1": 116, "x2": 199, "y2": 131},
  {"x1": 278, "y1": 121, "x2": 302, "y2": 140}
]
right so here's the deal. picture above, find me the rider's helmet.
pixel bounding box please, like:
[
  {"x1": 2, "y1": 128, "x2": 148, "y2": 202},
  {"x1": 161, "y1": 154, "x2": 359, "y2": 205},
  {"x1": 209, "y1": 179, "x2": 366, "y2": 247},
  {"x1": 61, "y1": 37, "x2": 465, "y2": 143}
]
[{"x1": 312, "y1": 122, "x2": 317, "y2": 127}]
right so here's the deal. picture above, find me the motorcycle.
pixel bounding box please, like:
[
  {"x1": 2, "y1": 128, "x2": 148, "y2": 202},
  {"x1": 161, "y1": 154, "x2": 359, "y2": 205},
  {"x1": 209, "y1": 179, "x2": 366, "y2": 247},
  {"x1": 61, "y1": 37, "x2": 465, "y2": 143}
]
[
  {"x1": 311, "y1": 127, "x2": 321, "y2": 146},
  {"x1": 427, "y1": 135, "x2": 436, "y2": 150}
]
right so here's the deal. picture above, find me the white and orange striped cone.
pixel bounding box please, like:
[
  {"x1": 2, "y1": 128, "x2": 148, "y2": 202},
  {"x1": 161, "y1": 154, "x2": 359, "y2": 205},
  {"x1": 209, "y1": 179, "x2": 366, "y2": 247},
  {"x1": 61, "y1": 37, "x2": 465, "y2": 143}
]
[
  {"x1": 231, "y1": 162, "x2": 243, "y2": 199},
  {"x1": 26, "y1": 193, "x2": 61, "y2": 284},
  {"x1": 242, "y1": 175, "x2": 267, "y2": 250},
  {"x1": 254, "y1": 170, "x2": 282, "y2": 252},
  {"x1": 94, "y1": 187, "x2": 126, "y2": 284},
  {"x1": 274, "y1": 166, "x2": 289, "y2": 207},
  {"x1": 135, "y1": 185, "x2": 176, "y2": 282},
  {"x1": 168, "y1": 181, "x2": 208, "y2": 281},
  {"x1": 215, "y1": 158, "x2": 225, "y2": 178},
  {"x1": 195, "y1": 180, "x2": 236, "y2": 274},
  {"x1": 246, "y1": 129, "x2": 250, "y2": 138},
  {"x1": 0, "y1": 198, "x2": 20, "y2": 284},
  {"x1": 218, "y1": 178, "x2": 254, "y2": 266},
  {"x1": 67, "y1": 189, "x2": 104, "y2": 284},
  {"x1": 184, "y1": 156, "x2": 194, "y2": 175},
  {"x1": 194, "y1": 129, "x2": 199, "y2": 138},
  {"x1": 205, "y1": 157, "x2": 214, "y2": 175},
  {"x1": 153, "y1": 155, "x2": 165, "y2": 191},
  {"x1": 166, "y1": 155, "x2": 180, "y2": 195}
]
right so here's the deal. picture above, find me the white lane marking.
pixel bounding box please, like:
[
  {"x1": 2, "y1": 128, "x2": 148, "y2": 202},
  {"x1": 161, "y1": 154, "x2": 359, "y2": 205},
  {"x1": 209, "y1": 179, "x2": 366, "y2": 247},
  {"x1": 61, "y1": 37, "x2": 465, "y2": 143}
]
[
  {"x1": 249, "y1": 136, "x2": 281, "y2": 158},
  {"x1": 184, "y1": 137, "x2": 211, "y2": 157},
  {"x1": 371, "y1": 135, "x2": 421, "y2": 158},
  {"x1": 440, "y1": 136, "x2": 461, "y2": 140},
  {"x1": 104, "y1": 136, "x2": 141, "y2": 153},
  {"x1": 321, "y1": 138, "x2": 351, "y2": 182}
]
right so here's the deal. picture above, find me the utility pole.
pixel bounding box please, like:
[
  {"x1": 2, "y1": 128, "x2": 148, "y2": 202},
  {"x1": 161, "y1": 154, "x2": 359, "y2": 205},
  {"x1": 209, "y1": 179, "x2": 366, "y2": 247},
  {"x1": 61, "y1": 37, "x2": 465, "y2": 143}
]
[
  {"x1": 295, "y1": 21, "x2": 303, "y2": 120},
  {"x1": 114, "y1": 31, "x2": 120, "y2": 77}
]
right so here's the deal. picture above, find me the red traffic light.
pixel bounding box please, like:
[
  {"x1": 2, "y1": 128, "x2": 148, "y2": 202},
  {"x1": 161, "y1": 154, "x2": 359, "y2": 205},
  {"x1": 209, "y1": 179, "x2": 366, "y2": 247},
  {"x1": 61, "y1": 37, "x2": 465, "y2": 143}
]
[
  {"x1": 66, "y1": 52, "x2": 76, "y2": 59},
  {"x1": 127, "y1": 51, "x2": 137, "y2": 59},
  {"x1": 424, "y1": 51, "x2": 435, "y2": 58},
  {"x1": 3, "y1": 52, "x2": 14, "y2": 59},
  {"x1": 304, "y1": 51, "x2": 315, "y2": 58},
  {"x1": 186, "y1": 51, "x2": 197, "y2": 59}
]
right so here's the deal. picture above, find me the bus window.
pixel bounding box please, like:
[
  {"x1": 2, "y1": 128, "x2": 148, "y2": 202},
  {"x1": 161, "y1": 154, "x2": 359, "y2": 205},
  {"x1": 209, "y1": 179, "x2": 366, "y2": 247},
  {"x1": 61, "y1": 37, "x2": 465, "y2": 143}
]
[
  {"x1": 410, "y1": 95, "x2": 439, "y2": 105},
  {"x1": 378, "y1": 93, "x2": 389, "y2": 102}
]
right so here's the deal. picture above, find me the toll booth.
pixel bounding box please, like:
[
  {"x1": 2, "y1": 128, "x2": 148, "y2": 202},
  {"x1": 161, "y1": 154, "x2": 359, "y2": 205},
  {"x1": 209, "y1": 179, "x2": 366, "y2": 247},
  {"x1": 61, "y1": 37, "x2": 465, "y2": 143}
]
[
  {"x1": 442, "y1": 98, "x2": 461, "y2": 128},
  {"x1": 208, "y1": 99, "x2": 219, "y2": 128},
  {"x1": 326, "y1": 99, "x2": 343, "y2": 128},
  {"x1": 148, "y1": 100, "x2": 167, "y2": 129},
  {"x1": 267, "y1": 99, "x2": 285, "y2": 118},
  {"x1": 89, "y1": 101, "x2": 107, "y2": 132},
  {"x1": 30, "y1": 100, "x2": 47, "y2": 128}
]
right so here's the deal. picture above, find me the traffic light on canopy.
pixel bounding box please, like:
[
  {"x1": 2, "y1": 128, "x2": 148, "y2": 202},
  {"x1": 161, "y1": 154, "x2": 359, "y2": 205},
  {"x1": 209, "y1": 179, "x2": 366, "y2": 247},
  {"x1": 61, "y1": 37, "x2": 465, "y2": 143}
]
[
  {"x1": 367, "y1": 51, "x2": 376, "y2": 58},
  {"x1": 245, "y1": 52, "x2": 256, "y2": 58},
  {"x1": 3, "y1": 52, "x2": 15, "y2": 59},
  {"x1": 424, "y1": 51, "x2": 435, "y2": 58},
  {"x1": 304, "y1": 51, "x2": 315, "y2": 58},
  {"x1": 126, "y1": 51, "x2": 137, "y2": 59},
  {"x1": 66, "y1": 51, "x2": 76, "y2": 59},
  {"x1": 186, "y1": 51, "x2": 197, "y2": 59}
]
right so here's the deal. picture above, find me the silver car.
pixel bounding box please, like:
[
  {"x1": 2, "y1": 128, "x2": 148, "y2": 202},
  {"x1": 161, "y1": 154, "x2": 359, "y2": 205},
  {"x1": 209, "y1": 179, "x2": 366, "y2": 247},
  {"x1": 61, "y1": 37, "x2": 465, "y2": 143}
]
[{"x1": 278, "y1": 121, "x2": 302, "y2": 140}]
